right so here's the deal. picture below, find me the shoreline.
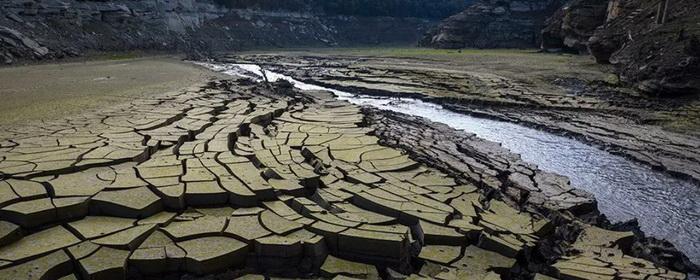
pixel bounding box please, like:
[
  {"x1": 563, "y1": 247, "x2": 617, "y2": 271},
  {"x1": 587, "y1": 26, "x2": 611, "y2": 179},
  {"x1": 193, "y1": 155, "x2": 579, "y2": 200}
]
[{"x1": 221, "y1": 52, "x2": 700, "y2": 187}]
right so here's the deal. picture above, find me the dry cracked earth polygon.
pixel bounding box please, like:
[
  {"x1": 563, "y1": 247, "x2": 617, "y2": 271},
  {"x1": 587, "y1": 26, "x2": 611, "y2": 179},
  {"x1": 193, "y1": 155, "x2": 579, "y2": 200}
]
[{"x1": 0, "y1": 78, "x2": 686, "y2": 279}]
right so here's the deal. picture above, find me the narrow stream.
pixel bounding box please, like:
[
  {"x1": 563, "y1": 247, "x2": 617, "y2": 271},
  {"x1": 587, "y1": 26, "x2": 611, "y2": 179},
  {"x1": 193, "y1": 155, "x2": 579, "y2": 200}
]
[{"x1": 199, "y1": 62, "x2": 700, "y2": 265}]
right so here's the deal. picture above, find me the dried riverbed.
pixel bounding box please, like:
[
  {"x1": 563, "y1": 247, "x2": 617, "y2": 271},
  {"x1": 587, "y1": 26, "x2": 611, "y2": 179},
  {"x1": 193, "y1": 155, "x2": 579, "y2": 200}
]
[
  {"x1": 0, "y1": 54, "x2": 695, "y2": 280},
  {"x1": 201, "y1": 58, "x2": 700, "y2": 273}
]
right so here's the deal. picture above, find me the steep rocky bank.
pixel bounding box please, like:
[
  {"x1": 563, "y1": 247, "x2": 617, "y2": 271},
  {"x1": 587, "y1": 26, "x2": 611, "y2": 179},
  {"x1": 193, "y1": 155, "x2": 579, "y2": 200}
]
[
  {"x1": 540, "y1": 0, "x2": 608, "y2": 53},
  {"x1": 420, "y1": 0, "x2": 566, "y2": 49},
  {"x1": 543, "y1": 0, "x2": 700, "y2": 96},
  {"x1": 0, "y1": 0, "x2": 437, "y2": 64},
  {"x1": 0, "y1": 0, "x2": 227, "y2": 63},
  {"x1": 423, "y1": 0, "x2": 699, "y2": 96},
  {"x1": 588, "y1": 0, "x2": 700, "y2": 96}
]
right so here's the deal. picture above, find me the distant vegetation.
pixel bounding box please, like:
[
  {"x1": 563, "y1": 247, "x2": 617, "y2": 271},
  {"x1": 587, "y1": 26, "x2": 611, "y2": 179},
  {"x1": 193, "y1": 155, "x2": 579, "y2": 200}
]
[{"x1": 212, "y1": 0, "x2": 473, "y2": 19}]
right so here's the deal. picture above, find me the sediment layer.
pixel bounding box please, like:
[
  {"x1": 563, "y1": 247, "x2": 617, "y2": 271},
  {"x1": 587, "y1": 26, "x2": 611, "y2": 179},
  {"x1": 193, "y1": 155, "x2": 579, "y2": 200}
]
[
  {"x1": 229, "y1": 53, "x2": 700, "y2": 186},
  {"x1": 0, "y1": 74, "x2": 691, "y2": 279}
]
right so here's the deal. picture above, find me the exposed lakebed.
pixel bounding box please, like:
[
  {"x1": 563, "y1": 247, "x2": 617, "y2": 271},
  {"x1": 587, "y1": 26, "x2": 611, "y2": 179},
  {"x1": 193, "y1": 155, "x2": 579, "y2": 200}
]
[{"x1": 200, "y1": 62, "x2": 700, "y2": 265}]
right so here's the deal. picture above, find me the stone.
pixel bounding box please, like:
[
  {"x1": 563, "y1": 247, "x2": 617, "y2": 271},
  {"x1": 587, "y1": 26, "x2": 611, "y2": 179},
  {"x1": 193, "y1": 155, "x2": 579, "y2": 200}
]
[{"x1": 573, "y1": 224, "x2": 634, "y2": 251}]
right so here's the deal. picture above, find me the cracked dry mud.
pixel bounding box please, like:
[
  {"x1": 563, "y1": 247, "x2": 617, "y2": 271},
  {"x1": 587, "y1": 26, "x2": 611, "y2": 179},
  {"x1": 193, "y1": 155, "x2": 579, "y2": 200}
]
[
  {"x1": 225, "y1": 53, "x2": 700, "y2": 185},
  {"x1": 0, "y1": 77, "x2": 689, "y2": 280}
]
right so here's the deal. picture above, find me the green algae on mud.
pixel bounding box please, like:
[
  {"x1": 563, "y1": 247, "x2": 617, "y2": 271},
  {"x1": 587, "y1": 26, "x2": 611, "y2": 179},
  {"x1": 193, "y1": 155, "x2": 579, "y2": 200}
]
[{"x1": 0, "y1": 56, "x2": 227, "y2": 127}]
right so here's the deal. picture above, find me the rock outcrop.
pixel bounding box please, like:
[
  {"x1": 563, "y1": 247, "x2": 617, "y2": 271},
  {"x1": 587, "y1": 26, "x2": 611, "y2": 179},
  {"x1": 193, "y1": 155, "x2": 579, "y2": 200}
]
[
  {"x1": 0, "y1": 0, "x2": 228, "y2": 63},
  {"x1": 542, "y1": 0, "x2": 700, "y2": 95},
  {"x1": 0, "y1": 0, "x2": 437, "y2": 64},
  {"x1": 420, "y1": 0, "x2": 567, "y2": 49},
  {"x1": 540, "y1": 0, "x2": 608, "y2": 53},
  {"x1": 588, "y1": 0, "x2": 700, "y2": 95}
]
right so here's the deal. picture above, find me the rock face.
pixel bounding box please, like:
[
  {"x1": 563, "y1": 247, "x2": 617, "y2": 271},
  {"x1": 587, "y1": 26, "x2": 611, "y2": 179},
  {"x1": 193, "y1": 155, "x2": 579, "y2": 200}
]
[
  {"x1": 0, "y1": 0, "x2": 228, "y2": 63},
  {"x1": 0, "y1": 0, "x2": 436, "y2": 64},
  {"x1": 190, "y1": 12, "x2": 434, "y2": 53},
  {"x1": 540, "y1": 0, "x2": 608, "y2": 53},
  {"x1": 421, "y1": 0, "x2": 567, "y2": 49},
  {"x1": 588, "y1": 0, "x2": 700, "y2": 95}
]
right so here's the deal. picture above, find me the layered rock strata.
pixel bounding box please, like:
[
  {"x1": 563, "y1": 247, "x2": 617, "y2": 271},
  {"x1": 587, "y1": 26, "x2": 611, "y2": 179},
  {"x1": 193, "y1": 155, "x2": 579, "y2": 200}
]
[
  {"x1": 588, "y1": 0, "x2": 700, "y2": 95},
  {"x1": 421, "y1": 0, "x2": 567, "y2": 49},
  {"x1": 543, "y1": 0, "x2": 700, "y2": 95},
  {"x1": 0, "y1": 75, "x2": 688, "y2": 279},
  {"x1": 0, "y1": 0, "x2": 435, "y2": 64},
  {"x1": 540, "y1": 0, "x2": 609, "y2": 53}
]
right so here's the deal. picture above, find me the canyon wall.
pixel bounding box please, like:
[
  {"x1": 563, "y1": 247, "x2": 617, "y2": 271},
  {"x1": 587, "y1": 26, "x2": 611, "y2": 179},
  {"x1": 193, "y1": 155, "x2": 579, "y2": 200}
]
[
  {"x1": 424, "y1": 0, "x2": 699, "y2": 96},
  {"x1": 544, "y1": 0, "x2": 699, "y2": 95},
  {"x1": 587, "y1": 0, "x2": 700, "y2": 95},
  {"x1": 0, "y1": 0, "x2": 440, "y2": 64},
  {"x1": 420, "y1": 0, "x2": 567, "y2": 49}
]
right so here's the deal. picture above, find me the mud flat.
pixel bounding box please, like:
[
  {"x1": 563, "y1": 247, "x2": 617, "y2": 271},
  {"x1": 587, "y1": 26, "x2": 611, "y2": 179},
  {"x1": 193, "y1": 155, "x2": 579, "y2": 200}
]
[
  {"x1": 0, "y1": 56, "x2": 227, "y2": 126},
  {"x1": 0, "y1": 55, "x2": 695, "y2": 279}
]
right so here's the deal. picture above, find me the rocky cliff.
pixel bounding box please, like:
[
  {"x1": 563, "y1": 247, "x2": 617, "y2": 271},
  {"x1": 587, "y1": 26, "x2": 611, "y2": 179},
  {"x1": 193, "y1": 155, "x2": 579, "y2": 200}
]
[
  {"x1": 0, "y1": 0, "x2": 438, "y2": 64},
  {"x1": 543, "y1": 0, "x2": 699, "y2": 96},
  {"x1": 420, "y1": 0, "x2": 567, "y2": 49},
  {"x1": 588, "y1": 0, "x2": 700, "y2": 95},
  {"x1": 422, "y1": 0, "x2": 698, "y2": 96},
  {"x1": 540, "y1": 0, "x2": 608, "y2": 53},
  {"x1": 0, "y1": 0, "x2": 226, "y2": 63}
]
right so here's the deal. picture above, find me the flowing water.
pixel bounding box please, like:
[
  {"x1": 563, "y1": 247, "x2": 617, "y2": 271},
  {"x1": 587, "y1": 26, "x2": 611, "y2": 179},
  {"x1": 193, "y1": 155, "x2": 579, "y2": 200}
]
[{"x1": 199, "y1": 62, "x2": 700, "y2": 265}]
